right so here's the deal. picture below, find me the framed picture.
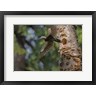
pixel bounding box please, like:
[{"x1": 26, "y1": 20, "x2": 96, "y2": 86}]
[{"x1": 0, "y1": 11, "x2": 96, "y2": 85}]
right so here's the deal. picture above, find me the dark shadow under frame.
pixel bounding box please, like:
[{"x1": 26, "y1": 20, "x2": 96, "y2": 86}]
[{"x1": 0, "y1": 11, "x2": 96, "y2": 85}]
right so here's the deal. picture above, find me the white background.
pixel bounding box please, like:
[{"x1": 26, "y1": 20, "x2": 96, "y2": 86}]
[
  {"x1": 0, "y1": 0, "x2": 96, "y2": 96},
  {"x1": 5, "y1": 15, "x2": 92, "y2": 81}
]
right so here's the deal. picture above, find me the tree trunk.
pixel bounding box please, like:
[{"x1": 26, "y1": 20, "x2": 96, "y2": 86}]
[{"x1": 51, "y1": 25, "x2": 82, "y2": 71}]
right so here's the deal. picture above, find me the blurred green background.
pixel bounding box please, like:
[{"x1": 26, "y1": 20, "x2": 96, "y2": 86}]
[{"x1": 14, "y1": 25, "x2": 82, "y2": 71}]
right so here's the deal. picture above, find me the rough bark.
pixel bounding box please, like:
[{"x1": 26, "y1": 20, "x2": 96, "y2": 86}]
[{"x1": 51, "y1": 25, "x2": 82, "y2": 71}]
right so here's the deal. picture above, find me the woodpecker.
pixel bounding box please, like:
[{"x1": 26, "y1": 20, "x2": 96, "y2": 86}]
[{"x1": 39, "y1": 27, "x2": 61, "y2": 59}]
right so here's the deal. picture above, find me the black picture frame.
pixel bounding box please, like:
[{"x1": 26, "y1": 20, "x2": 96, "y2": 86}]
[{"x1": 0, "y1": 11, "x2": 96, "y2": 85}]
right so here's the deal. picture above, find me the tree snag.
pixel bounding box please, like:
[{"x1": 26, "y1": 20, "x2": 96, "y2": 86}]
[{"x1": 51, "y1": 25, "x2": 82, "y2": 71}]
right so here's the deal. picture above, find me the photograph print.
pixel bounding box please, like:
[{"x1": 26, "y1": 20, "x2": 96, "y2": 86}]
[{"x1": 14, "y1": 25, "x2": 82, "y2": 71}]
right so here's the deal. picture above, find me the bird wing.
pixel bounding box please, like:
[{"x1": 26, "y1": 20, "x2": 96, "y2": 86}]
[
  {"x1": 48, "y1": 26, "x2": 57, "y2": 38},
  {"x1": 40, "y1": 42, "x2": 53, "y2": 59}
]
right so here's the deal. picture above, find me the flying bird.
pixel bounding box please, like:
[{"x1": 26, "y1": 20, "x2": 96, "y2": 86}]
[{"x1": 39, "y1": 26, "x2": 61, "y2": 59}]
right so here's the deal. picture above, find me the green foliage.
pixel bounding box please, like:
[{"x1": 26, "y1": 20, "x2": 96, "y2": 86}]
[
  {"x1": 18, "y1": 25, "x2": 28, "y2": 35},
  {"x1": 14, "y1": 35, "x2": 26, "y2": 55},
  {"x1": 76, "y1": 25, "x2": 82, "y2": 47}
]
